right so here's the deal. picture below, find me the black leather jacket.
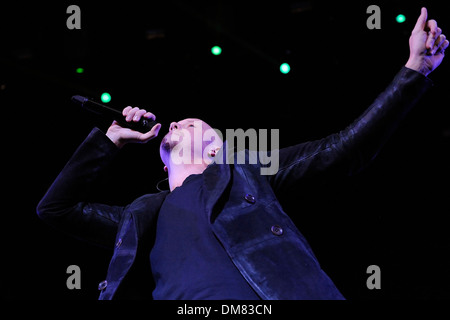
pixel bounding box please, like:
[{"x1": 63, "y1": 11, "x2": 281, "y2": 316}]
[{"x1": 37, "y1": 67, "x2": 432, "y2": 299}]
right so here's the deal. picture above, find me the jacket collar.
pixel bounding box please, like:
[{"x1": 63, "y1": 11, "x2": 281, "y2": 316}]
[
  {"x1": 203, "y1": 141, "x2": 232, "y2": 222},
  {"x1": 132, "y1": 190, "x2": 170, "y2": 239}
]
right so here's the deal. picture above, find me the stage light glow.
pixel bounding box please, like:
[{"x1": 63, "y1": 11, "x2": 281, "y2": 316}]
[
  {"x1": 101, "y1": 92, "x2": 111, "y2": 103},
  {"x1": 396, "y1": 14, "x2": 406, "y2": 23},
  {"x1": 211, "y1": 46, "x2": 222, "y2": 55},
  {"x1": 280, "y1": 63, "x2": 290, "y2": 74},
  {"x1": 76, "y1": 67, "x2": 84, "y2": 74}
]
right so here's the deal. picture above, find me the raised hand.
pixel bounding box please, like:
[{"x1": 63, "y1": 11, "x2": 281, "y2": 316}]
[
  {"x1": 106, "y1": 106, "x2": 162, "y2": 148},
  {"x1": 406, "y1": 7, "x2": 449, "y2": 76}
]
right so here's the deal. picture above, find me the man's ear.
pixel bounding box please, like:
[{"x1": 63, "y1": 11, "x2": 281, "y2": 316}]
[{"x1": 208, "y1": 146, "x2": 221, "y2": 157}]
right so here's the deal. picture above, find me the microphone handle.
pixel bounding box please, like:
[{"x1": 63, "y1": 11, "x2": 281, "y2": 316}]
[{"x1": 72, "y1": 95, "x2": 157, "y2": 133}]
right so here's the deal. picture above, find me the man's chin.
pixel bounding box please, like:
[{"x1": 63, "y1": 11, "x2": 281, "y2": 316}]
[
  {"x1": 160, "y1": 139, "x2": 173, "y2": 152},
  {"x1": 161, "y1": 132, "x2": 183, "y2": 152}
]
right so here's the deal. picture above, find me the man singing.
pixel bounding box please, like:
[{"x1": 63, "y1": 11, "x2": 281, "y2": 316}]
[{"x1": 37, "y1": 8, "x2": 448, "y2": 300}]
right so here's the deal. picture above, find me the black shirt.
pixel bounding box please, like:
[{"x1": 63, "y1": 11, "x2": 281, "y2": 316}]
[{"x1": 150, "y1": 170, "x2": 260, "y2": 300}]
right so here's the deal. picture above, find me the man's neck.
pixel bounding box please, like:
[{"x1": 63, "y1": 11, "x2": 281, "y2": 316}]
[{"x1": 167, "y1": 162, "x2": 209, "y2": 191}]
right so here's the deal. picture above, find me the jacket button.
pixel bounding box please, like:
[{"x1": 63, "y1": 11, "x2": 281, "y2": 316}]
[
  {"x1": 244, "y1": 193, "x2": 256, "y2": 204},
  {"x1": 98, "y1": 280, "x2": 108, "y2": 291},
  {"x1": 271, "y1": 225, "x2": 283, "y2": 236},
  {"x1": 115, "y1": 238, "x2": 122, "y2": 248}
]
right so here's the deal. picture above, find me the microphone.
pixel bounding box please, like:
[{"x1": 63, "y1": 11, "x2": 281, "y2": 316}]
[{"x1": 71, "y1": 95, "x2": 157, "y2": 133}]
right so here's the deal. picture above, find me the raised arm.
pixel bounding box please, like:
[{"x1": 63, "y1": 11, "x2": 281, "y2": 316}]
[
  {"x1": 37, "y1": 107, "x2": 161, "y2": 248},
  {"x1": 268, "y1": 8, "x2": 446, "y2": 193}
]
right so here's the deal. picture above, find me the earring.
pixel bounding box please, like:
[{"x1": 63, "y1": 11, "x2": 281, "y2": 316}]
[
  {"x1": 208, "y1": 147, "x2": 220, "y2": 158},
  {"x1": 163, "y1": 166, "x2": 168, "y2": 172}
]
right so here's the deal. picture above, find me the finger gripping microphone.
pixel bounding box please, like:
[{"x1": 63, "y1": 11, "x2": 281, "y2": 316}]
[{"x1": 71, "y1": 95, "x2": 157, "y2": 133}]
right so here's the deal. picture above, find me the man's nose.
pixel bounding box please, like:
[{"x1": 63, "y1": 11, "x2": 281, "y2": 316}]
[{"x1": 169, "y1": 122, "x2": 179, "y2": 131}]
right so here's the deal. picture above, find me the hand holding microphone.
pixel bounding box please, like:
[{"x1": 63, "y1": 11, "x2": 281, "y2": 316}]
[
  {"x1": 106, "y1": 106, "x2": 162, "y2": 148},
  {"x1": 71, "y1": 95, "x2": 161, "y2": 148}
]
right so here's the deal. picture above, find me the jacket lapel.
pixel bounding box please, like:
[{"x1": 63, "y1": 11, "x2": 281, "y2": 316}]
[
  {"x1": 203, "y1": 141, "x2": 232, "y2": 222},
  {"x1": 132, "y1": 190, "x2": 170, "y2": 239}
]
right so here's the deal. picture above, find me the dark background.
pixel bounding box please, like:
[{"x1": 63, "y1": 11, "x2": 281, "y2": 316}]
[{"x1": 1, "y1": 0, "x2": 449, "y2": 300}]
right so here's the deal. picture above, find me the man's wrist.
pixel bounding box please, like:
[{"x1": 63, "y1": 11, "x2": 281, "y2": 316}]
[
  {"x1": 105, "y1": 131, "x2": 124, "y2": 149},
  {"x1": 405, "y1": 56, "x2": 430, "y2": 76}
]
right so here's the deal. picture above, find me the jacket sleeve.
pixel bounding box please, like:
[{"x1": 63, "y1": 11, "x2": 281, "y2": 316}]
[
  {"x1": 37, "y1": 128, "x2": 126, "y2": 248},
  {"x1": 267, "y1": 67, "x2": 434, "y2": 193}
]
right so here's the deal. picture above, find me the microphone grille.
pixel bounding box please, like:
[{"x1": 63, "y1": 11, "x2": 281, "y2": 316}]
[{"x1": 71, "y1": 95, "x2": 88, "y2": 105}]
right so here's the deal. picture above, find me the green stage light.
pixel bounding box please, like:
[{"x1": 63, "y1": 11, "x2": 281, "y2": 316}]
[
  {"x1": 76, "y1": 67, "x2": 84, "y2": 74},
  {"x1": 101, "y1": 92, "x2": 111, "y2": 103},
  {"x1": 211, "y1": 46, "x2": 222, "y2": 55},
  {"x1": 280, "y1": 63, "x2": 290, "y2": 74},
  {"x1": 396, "y1": 14, "x2": 406, "y2": 23}
]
